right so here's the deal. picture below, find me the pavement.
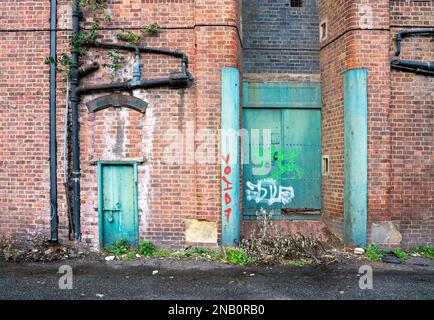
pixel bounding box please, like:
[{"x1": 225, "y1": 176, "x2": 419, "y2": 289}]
[{"x1": 0, "y1": 256, "x2": 433, "y2": 300}]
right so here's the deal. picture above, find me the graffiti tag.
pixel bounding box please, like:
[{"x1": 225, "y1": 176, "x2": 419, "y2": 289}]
[
  {"x1": 222, "y1": 154, "x2": 233, "y2": 222},
  {"x1": 246, "y1": 178, "x2": 295, "y2": 206},
  {"x1": 251, "y1": 146, "x2": 303, "y2": 180}
]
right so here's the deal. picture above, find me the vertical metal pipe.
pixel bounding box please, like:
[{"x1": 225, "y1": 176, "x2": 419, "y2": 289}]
[
  {"x1": 49, "y1": 0, "x2": 58, "y2": 242},
  {"x1": 71, "y1": 0, "x2": 81, "y2": 241}
]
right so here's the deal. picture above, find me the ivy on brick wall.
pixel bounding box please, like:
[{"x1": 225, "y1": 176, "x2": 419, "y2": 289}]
[{"x1": 45, "y1": 1, "x2": 159, "y2": 81}]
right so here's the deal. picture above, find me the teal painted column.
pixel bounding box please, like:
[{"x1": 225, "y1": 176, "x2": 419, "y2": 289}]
[
  {"x1": 344, "y1": 69, "x2": 368, "y2": 246},
  {"x1": 221, "y1": 68, "x2": 240, "y2": 246}
]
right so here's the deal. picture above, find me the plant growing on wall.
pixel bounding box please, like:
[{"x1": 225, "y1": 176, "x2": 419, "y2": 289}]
[
  {"x1": 44, "y1": 53, "x2": 72, "y2": 78},
  {"x1": 71, "y1": 21, "x2": 100, "y2": 57},
  {"x1": 116, "y1": 23, "x2": 160, "y2": 45},
  {"x1": 78, "y1": 0, "x2": 105, "y2": 11},
  {"x1": 141, "y1": 23, "x2": 159, "y2": 34},
  {"x1": 116, "y1": 30, "x2": 143, "y2": 45},
  {"x1": 46, "y1": 1, "x2": 158, "y2": 80}
]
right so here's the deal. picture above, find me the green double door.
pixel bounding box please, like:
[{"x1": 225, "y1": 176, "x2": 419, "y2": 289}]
[
  {"x1": 98, "y1": 163, "x2": 138, "y2": 248},
  {"x1": 243, "y1": 108, "x2": 322, "y2": 218}
]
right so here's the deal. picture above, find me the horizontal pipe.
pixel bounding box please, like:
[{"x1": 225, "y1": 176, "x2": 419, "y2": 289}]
[
  {"x1": 391, "y1": 65, "x2": 434, "y2": 76},
  {"x1": 77, "y1": 71, "x2": 193, "y2": 95},
  {"x1": 87, "y1": 41, "x2": 187, "y2": 62},
  {"x1": 397, "y1": 28, "x2": 434, "y2": 39},
  {"x1": 391, "y1": 60, "x2": 434, "y2": 76},
  {"x1": 77, "y1": 81, "x2": 134, "y2": 94},
  {"x1": 77, "y1": 78, "x2": 171, "y2": 95},
  {"x1": 396, "y1": 28, "x2": 434, "y2": 56},
  {"x1": 391, "y1": 59, "x2": 434, "y2": 72},
  {"x1": 77, "y1": 62, "x2": 100, "y2": 78}
]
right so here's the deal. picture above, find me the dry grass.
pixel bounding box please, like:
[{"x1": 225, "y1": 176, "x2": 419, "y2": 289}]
[
  {"x1": 240, "y1": 209, "x2": 354, "y2": 265},
  {"x1": 0, "y1": 235, "x2": 88, "y2": 262}
]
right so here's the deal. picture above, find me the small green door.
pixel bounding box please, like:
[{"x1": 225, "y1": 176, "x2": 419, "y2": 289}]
[{"x1": 98, "y1": 163, "x2": 138, "y2": 248}]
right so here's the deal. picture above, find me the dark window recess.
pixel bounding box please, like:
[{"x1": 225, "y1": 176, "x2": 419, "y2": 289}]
[
  {"x1": 320, "y1": 21, "x2": 327, "y2": 40},
  {"x1": 322, "y1": 155, "x2": 330, "y2": 176},
  {"x1": 290, "y1": 0, "x2": 303, "y2": 7}
]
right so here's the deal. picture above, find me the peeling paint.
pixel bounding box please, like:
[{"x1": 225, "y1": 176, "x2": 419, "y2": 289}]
[
  {"x1": 372, "y1": 222, "x2": 402, "y2": 245},
  {"x1": 112, "y1": 108, "x2": 129, "y2": 157},
  {"x1": 133, "y1": 89, "x2": 154, "y2": 235}
]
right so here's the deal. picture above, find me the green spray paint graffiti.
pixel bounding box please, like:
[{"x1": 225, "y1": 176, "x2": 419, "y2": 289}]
[{"x1": 251, "y1": 146, "x2": 303, "y2": 180}]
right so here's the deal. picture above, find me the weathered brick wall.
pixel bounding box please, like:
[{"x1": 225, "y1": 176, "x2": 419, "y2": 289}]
[
  {"x1": 318, "y1": 0, "x2": 351, "y2": 237},
  {"x1": 389, "y1": 0, "x2": 433, "y2": 247},
  {"x1": 390, "y1": 0, "x2": 433, "y2": 27},
  {"x1": 0, "y1": 1, "x2": 51, "y2": 240},
  {"x1": 76, "y1": 0, "x2": 241, "y2": 249},
  {"x1": 242, "y1": 0, "x2": 320, "y2": 75},
  {"x1": 319, "y1": 0, "x2": 433, "y2": 246},
  {"x1": 1, "y1": 0, "x2": 431, "y2": 249},
  {"x1": 319, "y1": 0, "x2": 392, "y2": 241},
  {"x1": 1, "y1": 0, "x2": 241, "y2": 250}
]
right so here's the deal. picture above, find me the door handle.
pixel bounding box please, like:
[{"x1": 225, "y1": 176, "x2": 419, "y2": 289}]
[
  {"x1": 274, "y1": 151, "x2": 279, "y2": 160},
  {"x1": 103, "y1": 208, "x2": 121, "y2": 223}
]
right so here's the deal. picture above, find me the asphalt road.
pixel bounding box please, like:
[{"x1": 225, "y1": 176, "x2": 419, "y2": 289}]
[{"x1": 0, "y1": 257, "x2": 433, "y2": 300}]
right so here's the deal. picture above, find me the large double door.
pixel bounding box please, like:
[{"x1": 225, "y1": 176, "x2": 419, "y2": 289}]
[{"x1": 243, "y1": 108, "x2": 322, "y2": 218}]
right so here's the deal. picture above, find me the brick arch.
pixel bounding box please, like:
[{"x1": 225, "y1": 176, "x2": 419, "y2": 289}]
[{"x1": 86, "y1": 94, "x2": 148, "y2": 114}]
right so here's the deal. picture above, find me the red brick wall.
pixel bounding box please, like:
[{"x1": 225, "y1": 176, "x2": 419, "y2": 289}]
[
  {"x1": 77, "y1": 0, "x2": 241, "y2": 249},
  {"x1": 390, "y1": 0, "x2": 433, "y2": 27},
  {"x1": 319, "y1": 0, "x2": 433, "y2": 246},
  {"x1": 0, "y1": 1, "x2": 51, "y2": 240},
  {"x1": 1, "y1": 0, "x2": 241, "y2": 250},
  {"x1": 389, "y1": 0, "x2": 433, "y2": 247},
  {"x1": 319, "y1": 0, "x2": 392, "y2": 240},
  {"x1": 1, "y1": 0, "x2": 431, "y2": 249}
]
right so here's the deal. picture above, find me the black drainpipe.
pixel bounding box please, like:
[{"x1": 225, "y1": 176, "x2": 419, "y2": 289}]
[
  {"x1": 71, "y1": 0, "x2": 81, "y2": 241},
  {"x1": 69, "y1": 3, "x2": 193, "y2": 242},
  {"x1": 395, "y1": 28, "x2": 434, "y2": 56},
  {"x1": 49, "y1": 0, "x2": 58, "y2": 242},
  {"x1": 392, "y1": 28, "x2": 434, "y2": 76}
]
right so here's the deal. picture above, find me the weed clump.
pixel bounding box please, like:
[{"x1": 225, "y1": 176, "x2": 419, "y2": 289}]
[
  {"x1": 225, "y1": 248, "x2": 253, "y2": 266},
  {"x1": 240, "y1": 208, "x2": 346, "y2": 265},
  {"x1": 138, "y1": 241, "x2": 156, "y2": 257},
  {"x1": 105, "y1": 239, "x2": 156, "y2": 261},
  {"x1": 409, "y1": 246, "x2": 434, "y2": 260},
  {"x1": 105, "y1": 238, "x2": 131, "y2": 256},
  {"x1": 364, "y1": 244, "x2": 385, "y2": 261}
]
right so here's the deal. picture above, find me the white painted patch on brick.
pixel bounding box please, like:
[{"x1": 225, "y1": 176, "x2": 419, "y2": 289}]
[
  {"x1": 357, "y1": 1, "x2": 373, "y2": 28},
  {"x1": 58, "y1": 4, "x2": 72, "y2": 30},
  {"x1": 133, "y1": 89, "x2": 154, "y2": 235},
  {"x1": 102, "y1": 109, "x2": 115, "y2": 158}
]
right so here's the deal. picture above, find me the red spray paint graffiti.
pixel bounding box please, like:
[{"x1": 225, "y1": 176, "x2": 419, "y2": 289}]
[{"x1": 222, "y1": 154, "x2": 233, "y2": 222}]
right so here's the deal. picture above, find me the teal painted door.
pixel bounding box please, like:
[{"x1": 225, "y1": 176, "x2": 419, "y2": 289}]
[
  {"x1": 243, "y1": 108, "x2": 322, "y2": 218},
  {"x1": 99, "y1": 164, "x2": 138, "y2": 248},
  {"x1": 282, "y1": 109, "x2": 322, "y2": 210},
  {"x1": 243, "y1": 109, "x2": 283, "y2": 215},
  {"x1": 242, "y1": 82, "x2": 322, "y2": 219}
]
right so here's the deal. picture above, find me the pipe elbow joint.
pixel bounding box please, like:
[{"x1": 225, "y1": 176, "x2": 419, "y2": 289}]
[{"x1": 169, "y1": 72, "x2": 194, "y2": 88}]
